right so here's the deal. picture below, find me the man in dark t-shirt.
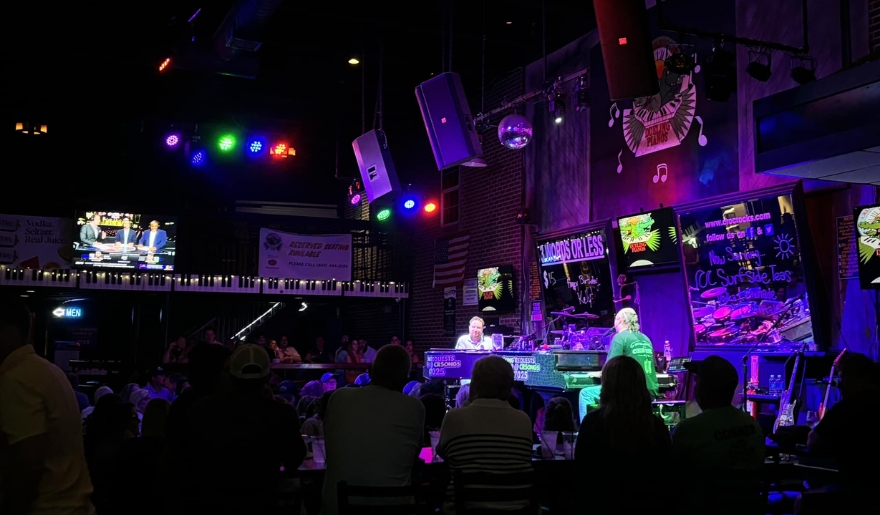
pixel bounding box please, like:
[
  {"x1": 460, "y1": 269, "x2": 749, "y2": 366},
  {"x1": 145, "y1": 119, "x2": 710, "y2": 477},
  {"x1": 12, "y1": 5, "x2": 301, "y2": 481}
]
[{"x1": 578, "y1": 308, "x2": 659, "y2": 420}]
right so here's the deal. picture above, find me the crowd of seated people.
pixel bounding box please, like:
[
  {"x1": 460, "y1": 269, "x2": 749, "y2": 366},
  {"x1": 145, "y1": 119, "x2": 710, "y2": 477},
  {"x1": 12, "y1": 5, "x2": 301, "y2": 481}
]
[{"x1": 3, "y1": 291, "x2": 880, "y2": 515}]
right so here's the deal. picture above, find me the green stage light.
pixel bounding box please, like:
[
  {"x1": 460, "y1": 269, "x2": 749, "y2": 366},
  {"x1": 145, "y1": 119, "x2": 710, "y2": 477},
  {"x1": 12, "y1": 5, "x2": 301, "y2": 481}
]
[
  {"x1": 376, "y1": 208, "x2": 391, "y2": 221},
  {"x1": 218, "y1": 135, "x2": 236, "y2": 151}
]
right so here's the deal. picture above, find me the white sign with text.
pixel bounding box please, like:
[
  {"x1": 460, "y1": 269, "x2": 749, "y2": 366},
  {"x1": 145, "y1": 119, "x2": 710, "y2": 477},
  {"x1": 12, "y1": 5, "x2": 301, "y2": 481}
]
[
  {"x1": 258, "y1": 229, "x2": 352, "y2": 281},
  {"x1": 0, "y1": 213, "x2": 73, "y2": 269}
]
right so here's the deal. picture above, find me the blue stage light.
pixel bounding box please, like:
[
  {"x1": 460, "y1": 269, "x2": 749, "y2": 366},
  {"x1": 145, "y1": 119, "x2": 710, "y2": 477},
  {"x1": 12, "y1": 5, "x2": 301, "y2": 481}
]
[
  {"x1": 192, "y1": 150, "x2": 206, "y2": 165},
  {"x1": 249, "y1": 140, "x2": 264, "y2": 153}
]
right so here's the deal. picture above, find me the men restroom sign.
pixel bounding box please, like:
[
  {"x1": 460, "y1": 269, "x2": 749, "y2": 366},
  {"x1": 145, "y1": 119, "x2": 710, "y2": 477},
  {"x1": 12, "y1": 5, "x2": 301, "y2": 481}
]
[{"x1": 53, "y1": 307, "x2": 82, "y2": 318}]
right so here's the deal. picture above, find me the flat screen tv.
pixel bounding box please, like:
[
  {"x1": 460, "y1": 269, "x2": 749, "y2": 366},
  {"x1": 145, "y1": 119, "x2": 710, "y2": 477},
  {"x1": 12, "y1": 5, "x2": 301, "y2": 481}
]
[
  {"x1": 855, "y1": 203, "x2": 880, "y2": 289},
  {"x1": 72, "y1": 211, "x2": 177, "y2": 272},
  {"x1": 477, "y1": 265, "x2": 515, "y2": 313},
  {"x1": 617, "y1": 207, "x2": 680, "y2": 270}
]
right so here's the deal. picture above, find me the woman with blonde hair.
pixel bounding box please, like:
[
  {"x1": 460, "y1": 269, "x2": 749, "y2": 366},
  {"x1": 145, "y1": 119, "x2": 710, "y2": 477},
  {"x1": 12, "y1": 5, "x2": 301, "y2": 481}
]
[
  {"x1": 575, "y1": 355, "x2": 670, "y2": 513},
  {"x1": 578, "y1": 307, "x2": 660, "y2": 420}
]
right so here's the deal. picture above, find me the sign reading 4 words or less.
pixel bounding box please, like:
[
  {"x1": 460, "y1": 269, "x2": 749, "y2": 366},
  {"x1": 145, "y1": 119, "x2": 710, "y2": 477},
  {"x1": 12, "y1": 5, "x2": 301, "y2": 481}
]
[{"x1": 258, "y1": 229, "x2": 352, "y2": 281}]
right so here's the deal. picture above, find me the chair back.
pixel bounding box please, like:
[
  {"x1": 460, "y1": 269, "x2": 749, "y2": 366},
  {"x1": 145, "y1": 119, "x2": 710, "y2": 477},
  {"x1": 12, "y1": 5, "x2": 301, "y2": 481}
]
[
  {"x1": 337, "y1": 481, "x2": 424, "y2": 515},
  {"x1": 452, "y1": 469, "x2": 537, "y2": 515}
]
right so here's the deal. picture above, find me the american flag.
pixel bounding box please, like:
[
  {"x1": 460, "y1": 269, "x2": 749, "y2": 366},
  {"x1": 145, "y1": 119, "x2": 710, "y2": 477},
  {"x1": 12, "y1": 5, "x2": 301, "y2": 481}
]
[{"x1": 433, "y1": 233, "x2": 470, "y2": 287}]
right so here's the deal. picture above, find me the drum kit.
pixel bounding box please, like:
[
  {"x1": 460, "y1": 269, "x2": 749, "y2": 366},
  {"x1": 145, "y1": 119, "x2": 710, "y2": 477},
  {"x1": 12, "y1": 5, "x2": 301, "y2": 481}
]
[
  {"x1": 548, "y1": 310, "x2": 603, "y2": 350},
  {"x1": 692, "y1": 287, "x2": 809, "y2": 346}
]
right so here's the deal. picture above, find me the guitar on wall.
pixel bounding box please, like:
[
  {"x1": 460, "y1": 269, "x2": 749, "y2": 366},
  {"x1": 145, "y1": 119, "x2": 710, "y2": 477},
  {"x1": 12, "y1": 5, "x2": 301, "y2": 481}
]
[
  {"x1": 773, "y1": 348, "x2": 803, "y2": 433},
  {"x1": 818, "y1": 349, "x2": 846, "y2": 420}
]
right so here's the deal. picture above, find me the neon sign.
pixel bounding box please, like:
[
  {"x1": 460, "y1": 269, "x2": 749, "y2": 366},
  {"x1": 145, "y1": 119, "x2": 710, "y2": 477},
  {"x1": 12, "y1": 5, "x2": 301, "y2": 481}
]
[{"x1": 53, "y1": 307, "x2": 82, "y2": 319}]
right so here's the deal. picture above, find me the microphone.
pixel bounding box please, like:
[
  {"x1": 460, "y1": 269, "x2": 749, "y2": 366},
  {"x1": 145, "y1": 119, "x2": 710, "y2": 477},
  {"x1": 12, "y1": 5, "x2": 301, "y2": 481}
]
[{"x1": 601, "y1": 327, "x2": 615, "y2": 338}]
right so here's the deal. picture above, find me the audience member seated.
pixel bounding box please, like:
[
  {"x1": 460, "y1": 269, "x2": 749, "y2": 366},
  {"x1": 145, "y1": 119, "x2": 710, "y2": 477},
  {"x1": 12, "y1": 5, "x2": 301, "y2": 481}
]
[
  {"x1": 107, "y1": 398, "x2": 171, "y2": 514},
  {"x1": 0, "y1": 296, "x2": 96, "y2": 515},
  {"x1": 301, "y1": 391, "x2": 333, "y2": 437},
  {"x1": 276, "y1": 379, "x2": 298, "y2": 403},
  {"x1": 797, "y1": 352, "x2": 880, "y2": 510},
  {"x1": 278, "y1": 335, "x2": 302, "y2": 363},
  {"x1": 81, "y1": 385, "x2": 113, "y2": 423},
  {"x1": 144, "y1": 367, "x2": 173, "y2": 401},
  {"x1": 67, "y1": 372, "x2": 91, "y2": 411},
  {"x1": 671, "y1": 355, "x2": 765, "y2": 515},
  {"x1": 355, "y1": 372, "x2": 371, "y2": 386},
  {"x1": 165, "y1": 372, "x2": 184, "y2": 402},
  {"x1": 119, "y1": 382, "x2": 139, "y2": 403},
  {"x1": 178, "y1": 344, "x2": 306, "y2": 514},
  {"x1": 322, "y1": 345, "x2": 425, "y2": 515},
  {"x1": 421, "y1": 393, "x2": 448, "y2": 441},
  {"x1": 84, "y1": 394, "x2": 140, "y2": 513},
  {"x1": 543, "y1": 396, "x2": 578, "y2": 432},
  {"x1": 455, "y1": 384, "x2": 470, "y2": 408},
  {"x1": 129, "y1": 389, "x2": 151, "y2": 417},
  {"x1": 575, "y1": 355, "x2": 671, "y2": 514},
  {"x1": 301, "y1": 379, "x2": 324, "y2": 399},
  {"x1": 438, "y1": 356, "x2": 534, "y2": 514},
  {"x1": 321, "y1": 372, "x2": 338, "y2": 392}
]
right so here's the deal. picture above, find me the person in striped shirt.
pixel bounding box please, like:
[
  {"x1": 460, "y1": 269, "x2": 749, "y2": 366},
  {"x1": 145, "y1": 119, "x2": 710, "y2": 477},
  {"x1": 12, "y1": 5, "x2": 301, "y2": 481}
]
[{"x1": 437, "y1": 355, "x2": 534, "y2": 513}]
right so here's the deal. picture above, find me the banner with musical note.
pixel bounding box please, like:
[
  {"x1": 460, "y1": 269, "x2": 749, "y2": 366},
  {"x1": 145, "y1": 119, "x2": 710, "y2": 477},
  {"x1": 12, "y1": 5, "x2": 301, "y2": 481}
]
[
  {"x1": 590, "y1": 0, "x2": 739, "y2": 220},
  {"x1": 0, "y1": 213, "x2": 73, "y2": 269},
  {"x1": 258, "y1": 229, "x2": 352, "y2": 281}
]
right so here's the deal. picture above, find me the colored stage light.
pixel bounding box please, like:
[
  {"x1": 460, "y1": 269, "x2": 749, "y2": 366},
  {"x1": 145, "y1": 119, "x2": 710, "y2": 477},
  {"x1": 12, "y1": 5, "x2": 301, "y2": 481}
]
[
  {"x1": 218, "y1": 135, "x2": 236, "y2": 151},
  {"x1": 270, "y1": 143, "x2": 295, "y2": 157},
  {"x1": 424, "y1": 202, "x2": 437, "y2": 213},
  {"x1": 404, "y1": 200, "x2": 415, "y2": 209},
  {"x1": 249, "y1": 140, "x2": 263, "y2": 153},
  {"x1": 376, "y1": 208, "x2": 391, "y2": 221},
  {"x1": 165, "y1": 134, "x2": 180, "y2": 147},
  {"x1": 159, "y1": 57, "x2": 171, "y2": 72},
  {"x1": 191, "y1": 150, "x2": 206, "y2": 165},
  {"x1": 350, "y1": 194, "x2": 362, "y2": 205}
]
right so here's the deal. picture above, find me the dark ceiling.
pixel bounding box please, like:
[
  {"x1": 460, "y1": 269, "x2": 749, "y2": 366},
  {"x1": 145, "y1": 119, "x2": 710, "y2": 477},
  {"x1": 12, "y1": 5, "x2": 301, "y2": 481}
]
[{"x1": 5, "y1": 1, "x2": 595, "y2": 210}]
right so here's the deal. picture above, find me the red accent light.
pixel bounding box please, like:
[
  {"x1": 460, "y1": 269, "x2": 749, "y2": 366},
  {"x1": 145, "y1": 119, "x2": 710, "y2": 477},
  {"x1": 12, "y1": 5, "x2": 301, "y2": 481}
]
[
  {"x1": 618, "y1": 37, "x2": 627, "y2": 45},
  {"x1": 424, "y1": 202, "x2": 437, "y2": 213},
  {"x1": 271, "y1": 143, "x2": 294, "y2": 157},
  {"x1": 159, "y1": 58, "x2": 171, "y2": 72}
]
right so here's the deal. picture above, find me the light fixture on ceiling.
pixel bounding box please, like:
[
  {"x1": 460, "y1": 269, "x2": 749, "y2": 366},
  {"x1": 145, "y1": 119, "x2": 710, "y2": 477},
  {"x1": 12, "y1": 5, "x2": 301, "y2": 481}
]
[
  {"x1": 549, "y1": 88, "x2": 565, "y2": 124},
  {"x1": 746, "y1": 49, "x2": 772, "y2": 82},
  {"x1": 348, "y1": 58, "x2": 360, "y2": 65},
  {"x1": 665, "y1": 45, "x2": 698, "y2": 75},
  {"x1": 704, "y1": 42, "x2": 736, "y2": 102},
  {"x1": 575, "y1": 74, "x2": 590, "y2": 112},
  {"x1": 790, "y1": 55, "x2": 816, "y2": 85}
]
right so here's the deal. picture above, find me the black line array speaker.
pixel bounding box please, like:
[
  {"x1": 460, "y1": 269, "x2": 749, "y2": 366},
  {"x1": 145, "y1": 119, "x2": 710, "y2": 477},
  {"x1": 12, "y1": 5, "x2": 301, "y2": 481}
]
[
  {"x1": 352, "y1": 130, "x2": 401, "y2": 203},
  {"x1": 415, "y1": 72, "x2": 483, "y2": 171},
  {"x1": 593, "y1": 0, "x2": 660, "y2": 100}
]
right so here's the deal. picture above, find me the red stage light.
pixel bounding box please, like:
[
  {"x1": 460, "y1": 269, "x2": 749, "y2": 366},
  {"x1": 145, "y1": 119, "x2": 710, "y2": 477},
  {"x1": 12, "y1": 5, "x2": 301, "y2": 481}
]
[
  {"x1": 424, "y1": 202, "x2": 437, "y2": 213},
  {"x1": 159, "y1": 58, "x2": 171, "y2": 72},
  {"x1": 270, "y1": 143, "x2": 295, "y2": 158}
]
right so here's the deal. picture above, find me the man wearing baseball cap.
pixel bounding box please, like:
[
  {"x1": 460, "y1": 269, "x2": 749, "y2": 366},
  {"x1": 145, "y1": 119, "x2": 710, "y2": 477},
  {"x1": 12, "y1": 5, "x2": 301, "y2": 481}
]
[
  {"x1": 671, "y1": 356, "x2": 765, "y2": 513},
  {"x1": 179, "y1": 344, "x2": 305, "y2": 513}
]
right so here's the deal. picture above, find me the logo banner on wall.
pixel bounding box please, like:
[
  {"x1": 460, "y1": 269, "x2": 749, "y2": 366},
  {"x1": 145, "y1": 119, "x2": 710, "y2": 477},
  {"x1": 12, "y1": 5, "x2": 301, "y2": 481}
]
[
  {"x1": 0, "y1": 213, "x2": 73, "y2": 269},
  {"x1": 258, "y1": 229, "x2": 352, "y2": 281}
]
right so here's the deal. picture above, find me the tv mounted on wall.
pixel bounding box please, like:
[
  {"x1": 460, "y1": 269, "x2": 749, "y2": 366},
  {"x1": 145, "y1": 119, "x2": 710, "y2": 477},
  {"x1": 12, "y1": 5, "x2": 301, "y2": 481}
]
[
  {"x1": 617, "y1": 207, "x2": 680, "y2": 270},
  {"x1": 477, "y1": 265, "x2": 515, "y2": 313},
  {"x1": 72, "y1": 210, "x2": 177, "y2": 272},
  {"x1": 855, "y1": 203, "x2": 880, "y2": 289}
]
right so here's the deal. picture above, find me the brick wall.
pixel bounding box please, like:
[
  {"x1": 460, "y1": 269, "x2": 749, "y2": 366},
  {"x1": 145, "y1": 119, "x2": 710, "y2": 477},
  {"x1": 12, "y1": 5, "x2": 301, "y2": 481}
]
[
  {"x1": 408, "y1": 71, "x2": 526, "y2": 353},
  {"x1": 871, "y1": 0, "x2": 880, "y2": 52}
]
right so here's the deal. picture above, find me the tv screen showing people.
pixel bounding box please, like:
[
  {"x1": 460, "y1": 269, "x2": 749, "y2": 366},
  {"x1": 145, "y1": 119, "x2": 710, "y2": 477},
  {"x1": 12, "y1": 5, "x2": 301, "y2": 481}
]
[{"x1": 73, "y1": 211, "x2": 177, "y2": 271}]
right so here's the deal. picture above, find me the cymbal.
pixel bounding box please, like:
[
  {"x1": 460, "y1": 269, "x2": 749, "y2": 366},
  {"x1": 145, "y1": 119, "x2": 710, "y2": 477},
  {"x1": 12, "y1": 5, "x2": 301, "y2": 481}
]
[
  {"x1": 569, "y1": 313, "x2": 599, "y2": 319},
  {"x1": 549, "y1": 330, "x2": 566, "y2": 334},
  {"x1": 693, "y1": 307, "x2": 714, "y2": 318},
  {"x1": 701, "y1": 287, "x2": 728, "y2": 299}
]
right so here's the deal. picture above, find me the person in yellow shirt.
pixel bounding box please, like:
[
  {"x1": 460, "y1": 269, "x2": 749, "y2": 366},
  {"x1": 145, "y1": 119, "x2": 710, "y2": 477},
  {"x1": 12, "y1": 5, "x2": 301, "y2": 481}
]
[{"x1": 0, "y1": 295, "x2": 95, "y2": 515}]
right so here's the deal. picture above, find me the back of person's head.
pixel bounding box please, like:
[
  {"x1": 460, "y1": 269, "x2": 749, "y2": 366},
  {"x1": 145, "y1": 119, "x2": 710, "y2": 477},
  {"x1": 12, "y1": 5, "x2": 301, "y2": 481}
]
[
  {"x1": 66, "y1": 372, "x2": 80, "y2": 389},
  {"x1": 186, "y1": 343, "x2": 230, "y2": 392},
  {"x1": 120, "y1": 383, "x2": 139, "y2": 403},
  {"x1": 419, "y1": 379, "x2": 446, "y2": 397},
  {"x1": 93, "y1": 385, "x2": 113, "y2": 405},
  {"x1": 615, "y1": 307, "x2": 640, "y2": 332},
  {"x1": 470, "y1": 356, "x2": 514, "y2": 401},
  {"x1": 130, "y1": 389, "x2": 151, "y2": 413},
  {"x1": 420, "y1": 393, "x2": 447, "y2": 430},
  {"x1": 544, "y1": 397, "x2": 577, "y2": 431},
  {"x1": 455, "y1": 384, "x2": 471, "y2": 407},
  {"x1": 370, "y1": 344, "x2": 412, "y2": 391},
  {"x1": 300, "y1": 380, "x2": 324, "y2": 398},
  {"x1": 228, "y1": 344, "x2": 271, "y2": 395},
  {"x1": 296, "y1": 395, "x2": 316, "y2": 417},
  {"x1": 84, "y1": 394, "x2": 134, "y2": 450},
  {"x1": 838, "y1": 352, "x2": 879, "y2": 396},
  {"x1": 0, "y1": 295, "x2": 32, "y2": 361},
  {"x1": 141, "y1": 398, "x2": 171, "y2": 438},
  {"x1": 599, "y1": 356, "x2": 656, "y2": 450},
  {"x1": 687, "y1": 355, "x2": 740, "y2": 409}
]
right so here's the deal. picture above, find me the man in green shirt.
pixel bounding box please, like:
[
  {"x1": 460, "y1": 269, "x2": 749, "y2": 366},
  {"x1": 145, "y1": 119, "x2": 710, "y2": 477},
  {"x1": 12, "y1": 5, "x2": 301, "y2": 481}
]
[{"x1": 578, "y1": 308, "x2": 659, "y2": 421}]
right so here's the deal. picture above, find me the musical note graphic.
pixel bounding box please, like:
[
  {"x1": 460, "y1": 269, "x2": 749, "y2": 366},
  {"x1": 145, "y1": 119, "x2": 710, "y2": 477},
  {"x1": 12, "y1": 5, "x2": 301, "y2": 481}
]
[
  {"x1": 608, "y1": 103, "x2": 620, "y2": 128},
  {"x1": 695, "y1": 116, "x2": 708, "y2": 146},
  {"x1": 616, "y1": 150, "x2": 623, "y2": 174},
  {"x1": 653, "y1": 163, "x2": 668, "y2": 184}
]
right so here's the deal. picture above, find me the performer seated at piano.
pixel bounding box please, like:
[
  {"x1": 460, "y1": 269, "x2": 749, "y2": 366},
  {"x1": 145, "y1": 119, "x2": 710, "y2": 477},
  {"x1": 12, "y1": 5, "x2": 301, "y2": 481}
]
[
  {"x1": 455, "y1": 316, "x2": 496, "y2": 350},
  {"x1": 578, "y1": 308, "x2": 660, "y2": 421},
  {"x1": 138, "y1": 220, "x2": 168, "y2": 252},
  {"x1": 114, "y1": 217, "x2": 139, "y2": 248}
]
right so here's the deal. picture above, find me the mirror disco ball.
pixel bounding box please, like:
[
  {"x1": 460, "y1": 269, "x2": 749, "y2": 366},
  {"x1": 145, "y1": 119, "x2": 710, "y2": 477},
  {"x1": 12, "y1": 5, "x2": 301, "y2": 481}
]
[{"x1": 497, "y1": 114, "x2": 534, "y2": 150}]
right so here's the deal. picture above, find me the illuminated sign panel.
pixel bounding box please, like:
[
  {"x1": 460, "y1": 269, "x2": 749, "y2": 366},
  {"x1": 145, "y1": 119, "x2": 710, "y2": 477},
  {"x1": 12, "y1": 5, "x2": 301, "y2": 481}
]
[{"x1": 53, "y1": 307, "x2": 83, "y2": 318}]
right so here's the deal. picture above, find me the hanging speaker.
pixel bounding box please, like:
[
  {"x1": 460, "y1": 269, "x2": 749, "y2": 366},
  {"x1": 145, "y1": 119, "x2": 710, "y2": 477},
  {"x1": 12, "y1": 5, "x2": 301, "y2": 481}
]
[
  {"x1": 415, "y1": 72, "x2": 483, "y2": 171},
  {"x1": 352, "y1": 130, "x2": 401, "y2": 203},
  {"x1": 593, "y1": 0, "x2": 659, "y2": 100}
]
